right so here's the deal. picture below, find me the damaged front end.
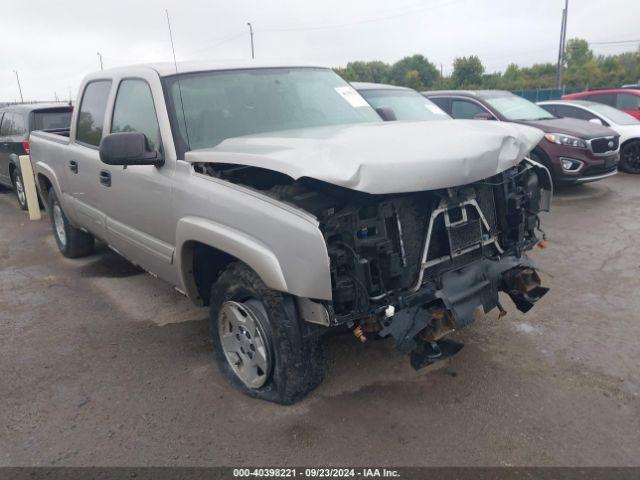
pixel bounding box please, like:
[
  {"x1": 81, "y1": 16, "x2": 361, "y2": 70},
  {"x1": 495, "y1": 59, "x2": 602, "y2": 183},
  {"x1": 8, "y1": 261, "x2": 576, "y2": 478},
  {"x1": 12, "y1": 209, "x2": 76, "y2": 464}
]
[
  {"x1": 196, "y1": 155, "x2": 551, "y2": 370},
  {"x1": 291, "y1": 158, "x2": 550, "y2": 368}
]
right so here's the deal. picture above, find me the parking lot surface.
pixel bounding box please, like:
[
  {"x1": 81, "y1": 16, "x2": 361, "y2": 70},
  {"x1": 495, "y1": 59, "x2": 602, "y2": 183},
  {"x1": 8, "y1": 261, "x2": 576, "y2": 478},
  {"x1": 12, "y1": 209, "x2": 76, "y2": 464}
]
[{"x1": 1, "y1": 174, "x2": 639, "y2": 467}]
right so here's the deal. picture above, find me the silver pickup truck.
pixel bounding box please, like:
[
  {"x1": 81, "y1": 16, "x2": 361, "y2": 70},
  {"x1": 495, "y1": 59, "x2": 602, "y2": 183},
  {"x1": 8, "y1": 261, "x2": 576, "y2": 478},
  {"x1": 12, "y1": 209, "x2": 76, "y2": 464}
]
[{"x1": 30, "y1": 61, "x2": 551, "y2": 404}]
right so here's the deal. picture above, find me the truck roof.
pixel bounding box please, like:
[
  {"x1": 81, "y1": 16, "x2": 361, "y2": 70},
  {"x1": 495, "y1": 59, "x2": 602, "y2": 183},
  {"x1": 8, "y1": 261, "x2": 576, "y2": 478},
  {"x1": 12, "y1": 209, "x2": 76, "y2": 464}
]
[{"x1": 85, "y1": 60, "x2": 327, "y2": 79}]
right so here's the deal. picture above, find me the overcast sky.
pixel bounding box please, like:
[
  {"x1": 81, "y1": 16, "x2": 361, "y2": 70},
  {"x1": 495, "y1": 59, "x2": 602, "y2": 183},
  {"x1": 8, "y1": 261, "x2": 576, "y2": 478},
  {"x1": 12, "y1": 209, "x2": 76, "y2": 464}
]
[{"x1": 2, "y1": 0, "x2": 639, "y2": 102}]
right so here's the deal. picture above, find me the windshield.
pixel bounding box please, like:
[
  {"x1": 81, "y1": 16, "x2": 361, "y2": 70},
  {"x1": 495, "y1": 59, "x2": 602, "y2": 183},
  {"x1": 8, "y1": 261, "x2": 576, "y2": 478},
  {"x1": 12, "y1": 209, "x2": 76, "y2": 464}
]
[
  {"x1": 358, "y1": 89, "x2": 450, "y2": 121},
  {"x1": 165, "y1": 67, "x2": 381, "y2": 152},
  {"x1": 588, "y1": 103, "x2": 639, "y2": 125},
  {"x1": 485, "y1": 95, "x2": 555, "y2": 121}
]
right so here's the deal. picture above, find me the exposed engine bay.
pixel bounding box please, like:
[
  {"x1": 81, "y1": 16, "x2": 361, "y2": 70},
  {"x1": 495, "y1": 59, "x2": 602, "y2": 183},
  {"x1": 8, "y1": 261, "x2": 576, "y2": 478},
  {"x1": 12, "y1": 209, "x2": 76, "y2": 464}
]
[{"x1": 195, "y1": 159, "x2": 551, "y2": 368}]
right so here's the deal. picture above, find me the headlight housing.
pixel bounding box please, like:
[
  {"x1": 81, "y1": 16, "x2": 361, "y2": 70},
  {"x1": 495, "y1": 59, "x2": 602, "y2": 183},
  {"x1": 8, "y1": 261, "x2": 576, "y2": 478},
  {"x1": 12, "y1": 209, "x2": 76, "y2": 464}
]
[{"x1": 545, "y1": 132, "x2": 588, "y2": 149}]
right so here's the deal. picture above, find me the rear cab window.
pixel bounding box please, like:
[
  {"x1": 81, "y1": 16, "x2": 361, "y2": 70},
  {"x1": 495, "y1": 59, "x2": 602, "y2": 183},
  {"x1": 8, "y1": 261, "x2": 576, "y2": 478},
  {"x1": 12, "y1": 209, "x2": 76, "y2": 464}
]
[{"x1": 76, "y1": 80, "x2": 112, "y2": 147}]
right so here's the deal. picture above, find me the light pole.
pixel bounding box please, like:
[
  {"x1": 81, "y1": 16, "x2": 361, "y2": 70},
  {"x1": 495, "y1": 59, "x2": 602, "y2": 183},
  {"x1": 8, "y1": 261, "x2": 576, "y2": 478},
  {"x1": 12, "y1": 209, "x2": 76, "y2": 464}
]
[
  {"x1": 555, "y1": 0, "x2": 569, "y2": 89},
  {"x1": 247, "y1": 22, "x2": 255, "y2": 59},
  {"x1": 13, "y1": 70, "x2": 24, "y2": 103},
  {"x1": 97, "y1": 52, "x2": 104, "y2": 70}
]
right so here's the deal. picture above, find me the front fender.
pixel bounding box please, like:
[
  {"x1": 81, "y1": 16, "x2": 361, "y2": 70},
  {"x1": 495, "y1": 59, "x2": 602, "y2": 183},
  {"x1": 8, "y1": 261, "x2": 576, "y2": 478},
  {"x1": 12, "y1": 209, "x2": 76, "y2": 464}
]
[{"x1": 176, "y1": 216, "x2": 332, "y2": 302}]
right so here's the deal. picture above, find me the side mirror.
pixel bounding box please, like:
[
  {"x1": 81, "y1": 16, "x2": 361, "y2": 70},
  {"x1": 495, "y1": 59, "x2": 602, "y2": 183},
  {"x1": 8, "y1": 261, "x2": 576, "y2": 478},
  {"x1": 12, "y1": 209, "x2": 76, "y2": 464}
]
[
  {"x1": 375, "y1": 106, "x2": 397, "y2": 121},
  {"x1": 589, "y1": 118, "x2": 604, "y2": 125},
  {"x1": 474, "y1": 112, "x2": 494, "y2": 120},
  {"x1": 99, "y1": 132, "x2": 163, "y2": 166}
]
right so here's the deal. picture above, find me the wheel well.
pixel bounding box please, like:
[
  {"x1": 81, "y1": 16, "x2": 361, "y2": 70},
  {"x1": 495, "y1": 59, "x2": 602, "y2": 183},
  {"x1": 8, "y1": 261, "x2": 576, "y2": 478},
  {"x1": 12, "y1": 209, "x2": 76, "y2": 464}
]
[
  {"x1": 183, "y1": 241, "x2": 236, "y2": 306},
  {"x1": 9, "y1": 163, "x2": 16, "y2": 183},
  {"x1": 621, "y1": 138, "x2": 640, "y2": 150},
  {"x1": 37, "y1": 174, "x2": 53, "y2": 196}
]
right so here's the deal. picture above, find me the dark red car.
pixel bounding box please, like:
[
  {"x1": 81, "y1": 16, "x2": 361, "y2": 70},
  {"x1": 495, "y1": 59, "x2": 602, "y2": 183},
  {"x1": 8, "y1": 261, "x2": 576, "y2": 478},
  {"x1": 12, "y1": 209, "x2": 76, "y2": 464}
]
[
  {"x1": 563, "y1": 89, "x2": 640, "y2": 120},
  {"x1": 424, "y1": 90, "x2": 620, "y2": 184}
]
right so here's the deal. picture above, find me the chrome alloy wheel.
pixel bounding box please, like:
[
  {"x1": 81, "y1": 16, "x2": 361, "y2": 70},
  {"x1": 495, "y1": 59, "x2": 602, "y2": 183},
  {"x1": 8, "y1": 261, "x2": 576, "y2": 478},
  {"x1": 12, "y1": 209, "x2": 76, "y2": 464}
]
[
  {"x1": 52, "y1": 201, "x2": 67, "y2": 247},
  {"x1": 218, "y1": 300, "x2": 272, "y2": 389},
  {"x1": 15, "y1": 174, "x2": 26, "y2": 207}
]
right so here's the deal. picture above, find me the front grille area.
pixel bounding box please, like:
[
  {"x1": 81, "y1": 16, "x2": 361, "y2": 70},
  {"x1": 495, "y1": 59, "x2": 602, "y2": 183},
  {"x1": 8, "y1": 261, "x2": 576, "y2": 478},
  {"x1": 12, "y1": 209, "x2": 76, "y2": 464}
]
[
  {"x1": 421, "y1": 185, "x2": 499, "y2": 284},
  {"x1": 591, "y1": 136, "x2": 619, "y2": 154}
]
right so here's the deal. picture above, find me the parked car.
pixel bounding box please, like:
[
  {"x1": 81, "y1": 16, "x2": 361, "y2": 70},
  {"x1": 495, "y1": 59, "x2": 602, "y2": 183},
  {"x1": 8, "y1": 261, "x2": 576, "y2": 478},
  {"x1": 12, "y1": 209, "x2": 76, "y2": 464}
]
[
  {"x1": 563, "y1": 89, "x2": 640, "y2": 120},
  {"x1": 538, "y1": 99, "x2": 640, "y2": 174},
  {"x1": 30, "y1": 62, "x2": 550, "y2": 404},
  {"x1": 0, "y1": 103, "x2": 72, "y2": 209},
  {"x1": 424, "y1": 90, "x2": 620, "y2": 184},
  {"x1": 352, "y1": 82, "x2": 451, "y2": 121}
]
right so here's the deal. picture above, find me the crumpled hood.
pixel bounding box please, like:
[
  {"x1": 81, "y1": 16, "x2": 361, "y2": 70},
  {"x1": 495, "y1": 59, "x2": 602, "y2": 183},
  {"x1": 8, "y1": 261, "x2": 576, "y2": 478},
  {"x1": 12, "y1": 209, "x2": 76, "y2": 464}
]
[{"x1": 186, "y1": 120, "x2": 544, "y2": 194}]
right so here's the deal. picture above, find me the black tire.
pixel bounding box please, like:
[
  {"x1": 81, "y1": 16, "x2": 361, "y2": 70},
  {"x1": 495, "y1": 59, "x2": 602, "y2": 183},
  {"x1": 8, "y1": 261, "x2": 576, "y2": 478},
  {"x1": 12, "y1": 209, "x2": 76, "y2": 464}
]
[
  {"x1": 47, "y1": 189, "x2": 95, "y2": 258},
  {"x1": 619, "y1": 141, "x2": 640, "y2": 174},
  {"x1": 209, "y1": 262, "x2": 325, "y2": 404},
  {"x1": 10, "y1": 168, "x2": 28, "y2": 211}
]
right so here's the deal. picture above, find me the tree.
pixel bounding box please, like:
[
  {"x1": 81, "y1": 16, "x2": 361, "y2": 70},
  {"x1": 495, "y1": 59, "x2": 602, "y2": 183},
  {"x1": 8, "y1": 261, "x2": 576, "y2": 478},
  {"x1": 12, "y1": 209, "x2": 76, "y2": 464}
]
[
  {"x1": 451, "y1": 55, "x2": 485, "y2": 88},
  {"x1": 336, "y1": 61, "x2": 391, "y2": 83},
  {"x1": 403, "y1": 70, "x2": 423, "y2": 90},
  {"x1": 565, "y1": 38, "x2": 593, "y2": 67},
  {"x1": 389, "y1": 54, "x2": 439, "y2": 89},
  {"x1": 564, "y1": 38, "x2": 601, "y2": 87},
  {"x1": 334, "y1": 39, "x2": 640, "y2": 91}
]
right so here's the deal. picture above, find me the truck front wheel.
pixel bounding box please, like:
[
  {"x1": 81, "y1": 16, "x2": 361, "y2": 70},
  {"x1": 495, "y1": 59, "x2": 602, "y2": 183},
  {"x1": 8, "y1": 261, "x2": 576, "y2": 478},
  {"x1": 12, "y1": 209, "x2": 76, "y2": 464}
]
[
  {"x1": 47, "y1": 189, "x2": 95, "y2": 258},
  {"x1": 209, "y1": 263, "x2": 324, "y2": 404}
]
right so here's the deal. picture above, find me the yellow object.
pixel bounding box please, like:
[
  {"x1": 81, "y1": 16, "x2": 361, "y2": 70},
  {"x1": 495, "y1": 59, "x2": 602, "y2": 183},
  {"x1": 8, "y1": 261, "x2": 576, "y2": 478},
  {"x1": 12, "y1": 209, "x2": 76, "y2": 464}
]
[{"x1": 19, "y1": 155, "x2": 41, "y2": 221}]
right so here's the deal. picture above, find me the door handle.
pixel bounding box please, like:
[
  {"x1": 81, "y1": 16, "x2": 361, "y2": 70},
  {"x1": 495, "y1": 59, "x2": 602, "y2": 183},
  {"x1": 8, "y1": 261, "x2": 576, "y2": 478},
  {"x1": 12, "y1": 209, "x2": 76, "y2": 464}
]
[
  {"x1": 69, "y1": 160, "x2": 78, "y2": 173},
  {"x1": 99, "y1": 170, "x2": 111, "y2": 187}
]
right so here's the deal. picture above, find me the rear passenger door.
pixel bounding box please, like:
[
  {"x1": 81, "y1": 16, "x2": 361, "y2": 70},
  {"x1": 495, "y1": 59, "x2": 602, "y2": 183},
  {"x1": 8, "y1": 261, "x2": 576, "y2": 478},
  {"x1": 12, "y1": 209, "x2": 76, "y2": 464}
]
[{"x1": 66, "y1": 80, "x2": 112, "y2": 237}]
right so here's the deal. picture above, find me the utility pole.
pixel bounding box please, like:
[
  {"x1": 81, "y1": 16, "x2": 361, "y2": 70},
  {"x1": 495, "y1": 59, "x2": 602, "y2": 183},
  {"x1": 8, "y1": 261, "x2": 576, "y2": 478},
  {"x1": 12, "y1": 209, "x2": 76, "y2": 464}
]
[
  {"x1": 247, "y1": 22, "x2": 255, "y2": 59},
  {"x1": 440, "y1": 63, "x2": 444, "y2": 81},
  {"x1": 13, "y1": 70, "x2": 24, "y2": 103},
  {"x1": 97, "y1": 52, "x2": 104, "y2": 70},
  {"x1": 555, "y1": 0, "x2": 569, "y2": 89}
]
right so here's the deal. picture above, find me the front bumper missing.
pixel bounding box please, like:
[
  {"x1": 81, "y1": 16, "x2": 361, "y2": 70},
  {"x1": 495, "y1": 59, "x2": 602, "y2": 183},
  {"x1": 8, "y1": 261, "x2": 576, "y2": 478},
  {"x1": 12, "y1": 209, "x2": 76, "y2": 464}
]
[{"x1": 378, "y1": 255, "x2": 548, "y2": 368}]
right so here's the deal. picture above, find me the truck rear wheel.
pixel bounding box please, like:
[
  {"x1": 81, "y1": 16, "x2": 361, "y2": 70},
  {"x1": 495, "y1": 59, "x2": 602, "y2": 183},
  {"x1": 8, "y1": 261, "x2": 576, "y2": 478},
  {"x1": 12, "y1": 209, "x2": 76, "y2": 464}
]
[
  {"x1": 47, "y1": 189, "x2": 95, "y2": 258},
  {"x1": 209, "y1": 263, "x2": 324, "y2": 404}
]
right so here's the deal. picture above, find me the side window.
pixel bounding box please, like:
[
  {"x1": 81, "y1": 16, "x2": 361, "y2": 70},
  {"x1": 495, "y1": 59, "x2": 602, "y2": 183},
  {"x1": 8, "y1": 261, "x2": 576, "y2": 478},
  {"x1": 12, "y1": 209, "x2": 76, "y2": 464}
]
[
  {"x1": 540, "y1": 105, "x2": 556, "y2": 116},
  {"x1": 451, "y1": 99, "x2": 487, "y2": 119},
  {"x1": 111, "y1": 79, "x2": 161, "y2": 150},
  {"x1": 0, "y1": 113, "x2": 12, "y2": 136},
  {"x1": 429, "y1": 97, "x2": 450, "y2": 114},
  {"x1": 584, "y1": 93, "x2": 615, "y2": 106},
  {"x1": 555, "y1": 105, "x2": 597, "y2": 121},
  {"x1": 616, "y1": 93, "x2": 640, "y2": 110},
  {"x1": 12, "y1": 114, "x2": 26, "y2": 135},
  {"x1": 76, "y1": 80, "x2": 112, "y2": 147}
]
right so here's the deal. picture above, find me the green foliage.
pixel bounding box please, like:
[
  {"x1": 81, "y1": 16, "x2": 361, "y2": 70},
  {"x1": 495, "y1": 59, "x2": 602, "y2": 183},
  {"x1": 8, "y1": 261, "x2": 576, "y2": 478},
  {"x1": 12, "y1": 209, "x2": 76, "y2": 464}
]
[
  {"x1": 334, "y1": 38, "x2": 640, "y2": 92},
  {"x1": 388, "y1": 54, "x2": 439, "y2": 90},
  {"x1": 451, "y1": 55, "x2": 484, "y2": 88}
]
